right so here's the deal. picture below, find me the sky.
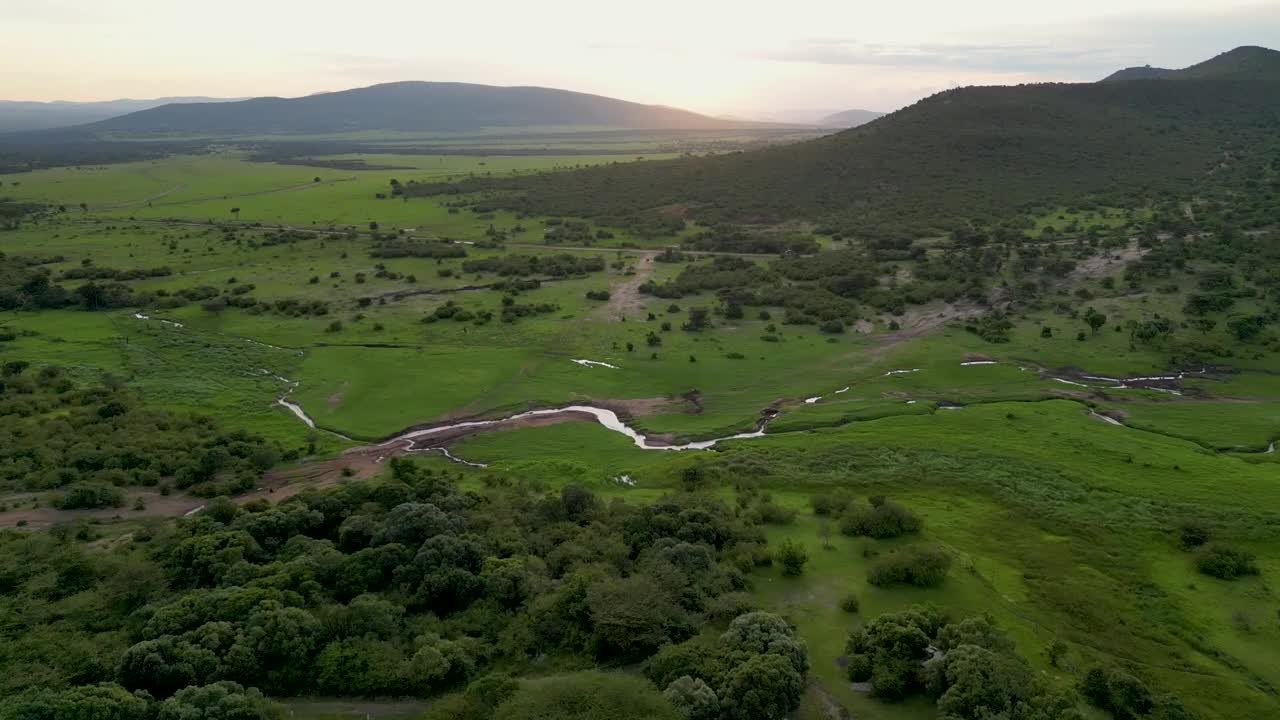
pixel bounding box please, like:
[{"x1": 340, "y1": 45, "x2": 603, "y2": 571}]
[{"x1": 2, "y1": 0, "x2": 1277, "y2": 121}]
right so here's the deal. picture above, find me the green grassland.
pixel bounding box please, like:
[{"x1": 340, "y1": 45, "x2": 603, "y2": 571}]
[
  {"x1": 444, "y1": 398, "x2": 1280, "y2": 720},
  {"x1": 3, "y1": 150, "x2": 1279, "y2": 720},
  {"x1": 5, "y1": 154, "x2": 1278, "y2": 447}
]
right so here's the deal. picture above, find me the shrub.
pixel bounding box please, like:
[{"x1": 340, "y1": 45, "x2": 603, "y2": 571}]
[
  {"x1": 839, "y1": 594, "x2": 860, "y2": 614},
  {"x1": 585, "y1": 289, "x2": 611, "y2": 301},
  {"x1": 776, "y1": 539, "x2": 809, "y2": 577},
  {"x1": 1177, "y1": 519, "x2": 1211, "y2": 549},
  {"x1": 54, "y1": 482, "x2": 125, "y2": 510},
  {"x1": 1080, "y1": 666, "x2": 1154, "y2": 719},
  {"x1": 1195, "y1": 543, "x2": 1259, "y2": 580},
  {"x1": 866, "y1": 545, "x2": 951, "y2": 588},
  {"x1": 839, "y1": 498, "x2": 922, "y2": 538}
]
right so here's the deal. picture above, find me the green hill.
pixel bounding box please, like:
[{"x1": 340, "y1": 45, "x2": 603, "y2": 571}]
[{"x1": 414, "y1": 47, "x2": 1280, "y2": 236}]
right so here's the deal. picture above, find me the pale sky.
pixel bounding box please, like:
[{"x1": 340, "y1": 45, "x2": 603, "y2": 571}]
[{"x1": 2, "y1": 0, "x2": 1277, "y2": 119}]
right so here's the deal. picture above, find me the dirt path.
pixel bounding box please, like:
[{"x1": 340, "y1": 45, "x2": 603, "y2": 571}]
[{"x1": 597, "y1": 252, "x2": 656, "y2": 320}]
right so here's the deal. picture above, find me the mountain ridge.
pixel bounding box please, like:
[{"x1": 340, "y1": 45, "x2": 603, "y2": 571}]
[
  {"x1": 0, "y1": 97, "x2": 239, "y2": 133},
  {"x1": 80, "y1": 81, "x2": 784, "y2": 135},
  {"x1": 1101, "y1": 45, "x2": 1280, "y2": 82},
  {"x1": 817, "y1": 108, "x2": 885, "y2": 128},
  {"x1": 410, "y1": 46, "x2": 1280, "y2": 236}
]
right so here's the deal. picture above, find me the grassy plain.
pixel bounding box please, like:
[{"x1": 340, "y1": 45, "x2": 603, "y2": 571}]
[{"x1": 3, "y1": 150, "x2": 1278, "y2": 719}]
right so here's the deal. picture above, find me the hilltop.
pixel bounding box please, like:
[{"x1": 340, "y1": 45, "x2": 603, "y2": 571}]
[
  {"x1": 1101, "y1": 45, "x2": 1280, "y2": 82},
  {"x1": 413, "y1": 47, "x2": 1280, "y2": 236},
  {"x1": 0, "y1": 97, "x2": 238, "y2": 133},
  {"x1": 78, "y1": 81, "x2": 776, "y2": 136},
  {"x1": 817, "y1": 108, "x2": 885, "y2": 128}
]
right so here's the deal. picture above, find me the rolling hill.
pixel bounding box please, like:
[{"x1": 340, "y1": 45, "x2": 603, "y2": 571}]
[
  {"x1": 412, "y1": 47, "x2": 1280, "y2": 236},
  {"x1": 80, "y1": 82, "x2": 774, "y2": 136},
  {"x1": 0, "y1": 97, "x2": 237, "y2": 133},
  {"x1": 817, "y1": 108, "x2": 885, "y2": 128}
]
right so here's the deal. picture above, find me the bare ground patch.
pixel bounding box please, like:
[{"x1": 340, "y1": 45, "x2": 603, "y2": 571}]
[{"x1": 597, "y1": 252, "x2": 656, "y2": 320}]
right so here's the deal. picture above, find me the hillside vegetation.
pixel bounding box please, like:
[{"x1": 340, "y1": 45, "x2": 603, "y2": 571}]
[{"x1": 412, "y1": 47, "x2": 1280, "y2": 236}]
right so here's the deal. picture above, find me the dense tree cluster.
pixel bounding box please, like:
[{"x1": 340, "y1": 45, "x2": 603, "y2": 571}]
[
  {"x1": 643, "y1": 611, "x2": 808, "y2": 720},
  {"x1": 369, "y1": 240, "x2": 468, "y2": 259},
  {"x1": 0, "y1": 460, "x2": 790, "y2": 719},
  {"x1": 0, "y1": 370, "x2": 282, "y2": 496},
  {"x1": 846, "y1": 608, "x2": 1084, "y2": 718}
]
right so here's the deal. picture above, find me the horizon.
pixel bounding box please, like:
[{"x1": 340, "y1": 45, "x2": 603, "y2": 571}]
[{"x1": 4, "y1": 0, "x2": 1277, "y2": 119}]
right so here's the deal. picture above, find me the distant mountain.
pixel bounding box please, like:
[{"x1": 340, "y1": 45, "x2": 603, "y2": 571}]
[
  {"x1": 81, "y1": 82, "x2": 777, "y2": 136},
  {"x1": 817, "y1": 109, "x2": 885, "y2": 128},
  {"x1": 0, "y1": 97, "x2": 238, "y2": 133},
  {"x1": 419, "y1": 47, "x2": 1280, "y2": 236},
  {"x1": 1101, "y1": 45, "x2": 1280, "y2": 82}
]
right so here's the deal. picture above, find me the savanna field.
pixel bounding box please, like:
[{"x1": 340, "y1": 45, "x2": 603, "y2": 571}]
[{"x1": 2, "y1": 52, "x2": 1280, "y2": 720}]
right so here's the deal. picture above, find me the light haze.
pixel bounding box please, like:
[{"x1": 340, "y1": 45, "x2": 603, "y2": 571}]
[{"x1": 2, "y1": 0, "x2": 1275, "y2": 118}]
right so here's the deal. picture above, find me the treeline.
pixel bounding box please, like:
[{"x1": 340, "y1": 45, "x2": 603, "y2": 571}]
[
  {"x1": 461, "y1": 254, "x2": 605, "y2": 277},
  {"x1": 369, "y1": 240, "x2": 468, "y2": 259},
  {"x1": 0, "y1": 458, "x2": 811, "y2": 720},
  {"x1": 634, "y1": 244, "x2": 1013, "y2": 328},
  {"x1": 59, "y1": 265, "x2": 173, "y2": 282},
  {"x1": 0, "y1": 368, "x2": 283, "y2": 497}
]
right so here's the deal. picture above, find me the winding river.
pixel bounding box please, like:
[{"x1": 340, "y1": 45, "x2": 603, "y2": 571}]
[{"x1": 130, "y1": 312, "x2": 1275, "y2": 463}]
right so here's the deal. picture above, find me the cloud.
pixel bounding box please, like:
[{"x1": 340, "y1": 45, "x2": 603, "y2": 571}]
[
  {"x1": 760, "y1": 4, "x2": 1280, "y2": 78},
  {"x1": 761, "y1": 41, "x2": 1124, "y2": 75}
]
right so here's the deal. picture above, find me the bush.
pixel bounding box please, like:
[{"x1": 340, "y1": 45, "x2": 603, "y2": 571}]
[
  {"x1": 1195, "y1": 543, "x2": 1259, "y2": 580},
  {"x1": 838, "y1": 594, "x2": 860, "y2": 614},
  {"x1": 585, "y1": 289, "x2": 611, "y2": 301},
  {"x1": 1177, "y1": 519, "x2": 1211, "y2": 549},
  {"x1": 1080, "y1": 666, "x2": 1154, "y2": 720},
  {"x1": 839, "y1": 498, "x2": 922, "y2": 538},
  {"x1": 866, "y1": 545, "x2": 951, "y2": 587},
  {"x1": 776, "y1": 539, "x2": 809, "y2": 577},
  {"x1": 54, "y1": 482, "x2": 125, "y2": 510}
]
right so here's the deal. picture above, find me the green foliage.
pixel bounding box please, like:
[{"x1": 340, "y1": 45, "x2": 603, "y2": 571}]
[
  {"x1": 493, "y1": 672, "x2": 679, "y2": 720},
  {"x1": 847, "y1": 609, "x2": 1089, "y2": 718},
  {"x1": 838, "y1": 497, "x2": 922, "y2": 538},
  {"x1": 0, "y1": 683, "x2": 151, "y2": 720},
  {"x1": 775, "y1": 538, "x2": 808, "y2": 577},
  {"x1": 412, "y1": 60, "x2": 1280, "y2": 236},
  {"x1": 662, "y1": 676, "x2": 720, "y2": 720},
  {"x1": 0, "y1": 375, "x2": 280, "y2": 496},
  {"x1": 1194, "y1": 543, "x2": 1259, "y2": 580},
  {"x1": 158, "y1": 682, "x2": 278, "y2": 720},
  {"x1": 54, "y1": 482, "x2": 124, "y2": 509},
  {"x1": 461, "y1": 254, "x2": 605, "y2": 278},
  {"x1": 1080, "y1": 666, "x2": 1155, "y2": 720},
  {"x1": 866, "y1": 544, "x2": 952, "y2": 587},
  {"x1": 2, "y1": 464, "x2": 768, "y2": 706},
  {"x1": 719, "y1": 653, "x2": 803, "y2": 720}
]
